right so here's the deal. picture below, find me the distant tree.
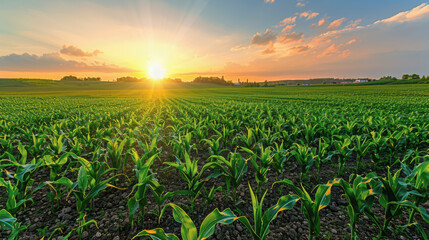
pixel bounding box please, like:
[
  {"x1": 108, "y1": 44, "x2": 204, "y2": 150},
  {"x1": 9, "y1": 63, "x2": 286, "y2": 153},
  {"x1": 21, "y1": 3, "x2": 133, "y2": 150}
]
[
  {"x1": 83, "y1": 77, "x2": 101, "y2": 81},
  {"x1": 192, "y1": 76, "x2": 232, "y2": 85},
  {"x1": 264, "y1": 80, "x2": 268, "y2": 87},
  {"x1": 379, "y1": 76, "x2": 397, "y2": 81},
  {"x1": 411, "y1": 74, "x2": 420, "y2": 80},
  {"x1": 402, "y1": 74, "x2": 410, "y2": 80},
  {"x1": 61, "y1": 75, "x2": 80, "y2": 81},
  {"x1": 116, "y1": 76, "x2": 144, "y2": 82}
]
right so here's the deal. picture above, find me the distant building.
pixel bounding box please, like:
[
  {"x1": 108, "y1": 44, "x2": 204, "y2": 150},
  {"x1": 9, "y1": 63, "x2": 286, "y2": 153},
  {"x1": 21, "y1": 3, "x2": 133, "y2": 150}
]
[
  {"x1": 233, "y1": 82, "x2": 241, "y2": 86},
  {"x1": 354, "y1": 79, "x2": 369, "y2": 83}
]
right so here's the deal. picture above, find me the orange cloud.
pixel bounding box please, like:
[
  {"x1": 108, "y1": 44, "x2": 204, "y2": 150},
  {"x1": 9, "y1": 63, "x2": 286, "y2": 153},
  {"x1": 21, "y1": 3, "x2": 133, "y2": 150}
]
[
  {"x1": 289, "y1": 45, "x2": 310, "y2": 55},
  {"x1": 312, "y1": 18, "x2": 327, "y2": 28},
  {"x1": 347, "y1": 39, "x2": 356, "y2": 45},
  {"x1": 347, "y1": 19, "x2": 362, "y2": 28},
  {"x1": 282, "y1": 24, "x2": 296, "y2": 32},
  {"x1": 60, "y1": 45, "x2": 102, "y2": 57},
  {"x1": 264, "y1": 0, "x2": 275, "y2": 3},
  {"x1": 327, "y1": 18, "x2": 346, "y2": 30},
  {"x1": 318, "y1": 44, "x2": 341, "y2": 57},
  {"x1": 377, "y1": 3, "x2": 429, "y2": 23},
  {"x1": 278, "y1": 32, "x2": 304, "y2": 44},
  {"x1": 300, "y1": 11, "x2": 319, "y2": 20},
  {"x1": 278, "y1": 16, "x2": 297, "y2": 27},
  {"x1": 262, "y1": 42, "x2": 275, "y2": 55},
  {"x1": 0, "y1": 52, "x2": 133, "y2": 72},
  {"x1": 231, "y1": 45, "x2": 248, "y2": 51},
  {"x1": 251, "y1": 29, "x2": 277, "y2": 45}
]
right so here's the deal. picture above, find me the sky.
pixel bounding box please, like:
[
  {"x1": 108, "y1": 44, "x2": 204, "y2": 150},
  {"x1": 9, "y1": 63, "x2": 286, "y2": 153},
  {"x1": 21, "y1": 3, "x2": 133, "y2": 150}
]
[{"x1": 0, "y1": 0, "x2": 428, "y2": 81}]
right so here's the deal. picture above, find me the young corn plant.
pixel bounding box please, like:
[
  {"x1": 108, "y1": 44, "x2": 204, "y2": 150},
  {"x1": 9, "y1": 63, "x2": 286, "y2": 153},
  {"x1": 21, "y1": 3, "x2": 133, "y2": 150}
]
[
  {"x1": 208, "y1": 153, "x2": 248, "y2": 205},
  {"x1": 132, "y1": 203, "x2": 237, "y2": 240},
  {"x1": 202, "y1": 137, "x2": 228, "y2": 156},
  {"x1": 0, "y1": 209, "x2": 27, "y2": 240},
  {"x1": 29, "y1": 133, "x2": 47, "y2": 158},
  {"x1": 149, "y1": 181, "x2": 191, "y2": 218},
  {"x1": 376, "y1": 167, "x2": 429, "y2": 238},
  {"x1": 45, "y1": 177, "x2": 74, "y2": 210},
  {"x1": 127, "y1": 150, "x2": 158, "y2": 228},
  {"x1": 271, "y1": 142, "x2": 289, "y2": 177},
  {"x1": 402, "y1": 160, "x2": 429, "y2": 223},
  {"x1": 235, "y1": 184, "x2": 299, "y2": 240},
  {"x1": 2, "y1": 142, "x2": 29, "y2": 166},
  {"x1": 137, "y1": 135, "x2": 160, "y2": 160},
  {"x1": 69, "y1": 164, "x2": 119, "y2": 214},
  {"x1": 352, "y1": 135, "x2": 374, "y2": 172},
  {"x1": 68, "y1": 137, "x2": 84, "y2": 156},
  {"x1": 165, "y1": 152, "x2": 212, "y2": 212},
  {"x1": 170, "y1": 132, "x2": 195, "y2": 160},
  {"x1": 42, "y1": 153, "x2": 71, "y2": 181},
  {"x1": 104, "y1": 137, "x2": 132, "y2": 171},
  {"x1": 202, "y1": 186, "x2": 223, "y2": 205},
  {"x1": 290, "y1": 143, "x2": 315, "y2": 182},
  {"x1": 0, "y1": 159, "x2": 44, "y2": 214},
  {"x1": 48, "y1": 134, "x2": 67, "y2": 155},
  {"x1": 213, "y1": 125, "x2": 235, "y2": 144},
  {"x1": 333, "y1": 137, "x2": 352, "y2": 176},
  {"x1": 62, "y1": 213, "x2": 98, "y2": 240},
  {"x1": 328, "y1": 173, "x2": 381, "y2": 240},
  {"x1": 237, "y1": 127, "x2": 256, "y2": 149},
  {"x1": 369, "y1": 131, "x2": 387, "y2": 167},
  {"x1": 314, "y1": 138, "x2": 333, "y2": 181},
  {"x1": 242, "y1": 146, "x2": 273, "y2": 197},
  {"x1": 273, "y1": 179, "x2": 335, "y2": 240}
]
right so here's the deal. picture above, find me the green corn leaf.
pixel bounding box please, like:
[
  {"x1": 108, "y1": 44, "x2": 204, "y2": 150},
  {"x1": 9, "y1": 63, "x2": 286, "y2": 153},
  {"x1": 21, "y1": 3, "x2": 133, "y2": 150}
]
[
  {"x1": 133, "y1": 228, "x2": 180, "y2": 240},
  {"x1": 198, "y1": 208, "x2": 237, "y2": 240},
  {"x1": 0, "y1": 209, "x2": 16, "y2": 230},
  {"x1": 160, "y1": 203, "x2": 197, "y2": 240},
  {"x1": 77, "y1": 166, "x2": 88, "y2": 194},
  {"x1": 260, "y1": 194, "x2": 300, "y2": 238}
]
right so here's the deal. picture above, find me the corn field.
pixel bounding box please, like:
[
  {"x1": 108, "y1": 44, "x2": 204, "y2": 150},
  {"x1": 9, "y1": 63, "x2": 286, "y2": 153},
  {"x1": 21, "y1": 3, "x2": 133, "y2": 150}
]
[{"x1": 1, "y1": 85, "x2": 429, "y2": 240}]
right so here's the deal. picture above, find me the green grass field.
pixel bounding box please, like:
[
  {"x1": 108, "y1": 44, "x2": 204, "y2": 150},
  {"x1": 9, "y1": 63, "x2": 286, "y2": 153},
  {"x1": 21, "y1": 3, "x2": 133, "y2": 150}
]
[{"x1": 1, "y1": 81, "x2": 429, "y2": 240}]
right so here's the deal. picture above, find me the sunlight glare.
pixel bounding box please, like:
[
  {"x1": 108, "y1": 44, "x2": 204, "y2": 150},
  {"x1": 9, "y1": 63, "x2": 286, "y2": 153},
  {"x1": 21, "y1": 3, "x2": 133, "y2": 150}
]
[{"x1": 148, "y1": 62, "x2": 166, "y2": 80}]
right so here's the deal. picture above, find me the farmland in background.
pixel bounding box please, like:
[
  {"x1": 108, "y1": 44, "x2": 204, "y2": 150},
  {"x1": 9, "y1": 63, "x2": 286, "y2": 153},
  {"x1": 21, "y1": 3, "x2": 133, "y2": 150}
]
[{"x1": 0, "y1": 83, "x2": 428, "y2": 240}]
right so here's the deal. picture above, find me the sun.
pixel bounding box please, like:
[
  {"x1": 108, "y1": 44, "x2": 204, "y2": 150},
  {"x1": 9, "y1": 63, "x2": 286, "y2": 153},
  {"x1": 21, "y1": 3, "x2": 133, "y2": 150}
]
[{"x1": 148, "y1": 62, "x2": 166, "y2": 80}]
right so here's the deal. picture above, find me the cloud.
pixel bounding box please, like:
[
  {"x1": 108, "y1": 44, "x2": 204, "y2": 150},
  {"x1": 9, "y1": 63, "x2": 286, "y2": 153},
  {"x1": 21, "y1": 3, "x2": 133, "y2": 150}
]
[
  {"x1": 278, "y1": 32, "x2": 304, "y2": 44},
  {"x1": 327, "y1": 18, "x2": 346, "y2": 30},
  {"x1": 318, "y1": 44, "x2": 340, "y2": 57},
  {"x1": 251, "y1": 29, "x2": 277, "y2": 45},
  {"x1": 264, "y1": 0, "x2": 275, "y2": 3},
  {"x1": 262, "y1": 42, "x2": 275, "y2": 55},
  {"x1": 0, "y1": 52, "x2": 133, "y2": 72},
  {"x1": 277, "y1": 16, "x2": 297, "y2": 27},
  {"x1": 317, "y1": 44, "x2": 350, "y2": 58},
  {"x1": 60, "y1": 45, "x2": 102, "y2": 57},
  {"x1": 347, "y1": 19, "x2": 362, "y2": 28},
  {"x1": 231, "y1": 45, "x2": 248, "y2": 51},
  {"x1": 376, "y1": 3, "x2": 429, "y2": 23},
  {"x1": 300, "y1": 11, "x2": 319, "y2": 20},
  {"x1": 312, "y1": 18, "x2": 327, "y2": 28},
  {"x1": 289, "y1": 45, "x2": 310, "y2": 55},
  {"x1": 296, "y1": 1, "x2": 305, "y2": 7},
  {"x1": 282, "y1": 24, "x2": 296, "y2": 32},
  {"x1": 346, "y1": 39, "x2": 356, "y2": 45}
]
